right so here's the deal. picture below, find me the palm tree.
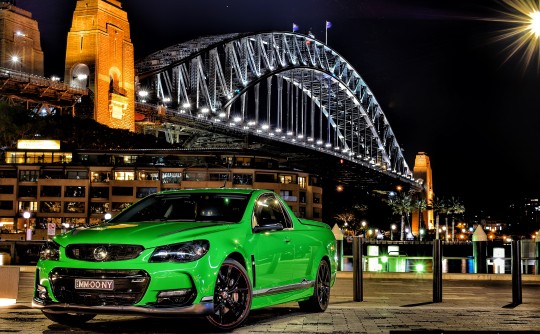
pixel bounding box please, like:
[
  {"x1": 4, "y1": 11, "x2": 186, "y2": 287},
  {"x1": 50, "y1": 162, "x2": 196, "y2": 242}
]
[
  {"x1": 431, "y1": 197, "x2": 446, "y2": 240},
  {"x1": 389, "y1": 193, "x2": 412, "y2": 241},
  {"x1": 415, "y1": 198, "x2": 427, "y2": 240},
  {"x1": 447, "y1": 197, "x2": 465, "y2": 241}
]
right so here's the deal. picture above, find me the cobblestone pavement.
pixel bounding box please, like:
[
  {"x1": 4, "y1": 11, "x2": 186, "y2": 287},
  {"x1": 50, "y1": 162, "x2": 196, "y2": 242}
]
[{"x1": 1, "y1": 270, "x2": 540, "y2": 333}]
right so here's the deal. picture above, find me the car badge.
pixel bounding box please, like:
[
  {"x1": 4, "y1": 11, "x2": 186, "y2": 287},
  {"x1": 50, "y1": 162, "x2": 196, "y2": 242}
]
[{"x1": 93, "y1": 246, "x2": 108, "y2": 261}]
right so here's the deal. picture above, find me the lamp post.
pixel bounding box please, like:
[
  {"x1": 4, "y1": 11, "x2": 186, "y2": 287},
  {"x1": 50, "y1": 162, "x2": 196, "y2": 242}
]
[
  {"x1": 23, "y1": 211, "x2": 31, "y2": 240},
  {"x1": 391, "y1": 224, "x2": 396, "y2": 240}
]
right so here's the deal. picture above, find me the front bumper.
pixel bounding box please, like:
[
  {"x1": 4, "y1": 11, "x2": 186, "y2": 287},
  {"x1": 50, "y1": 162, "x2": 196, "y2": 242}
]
[{"x1": 32, "y1": 299, "x2": 214, "y2": 316}]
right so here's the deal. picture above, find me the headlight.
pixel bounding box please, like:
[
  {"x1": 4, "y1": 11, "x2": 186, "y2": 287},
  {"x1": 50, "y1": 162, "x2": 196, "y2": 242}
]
[
  {"x1": 149, "y1": 240, "x2": 210, "y2": 263},
  {"x1": 39, "y1": 241, "x2": 60, "y2": 261}
]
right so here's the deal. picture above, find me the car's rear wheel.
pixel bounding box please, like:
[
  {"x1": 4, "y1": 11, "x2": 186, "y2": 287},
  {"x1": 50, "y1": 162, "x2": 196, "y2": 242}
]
[
  {"x1": 299, "y1": 259, "x2": 331, "y2": 312},
  {"x1": 206, "y1": 258, "x2": 252, "y2": 330},
  {"x1": 42, "y1": 311, "x2": 96, "y2": 326}
]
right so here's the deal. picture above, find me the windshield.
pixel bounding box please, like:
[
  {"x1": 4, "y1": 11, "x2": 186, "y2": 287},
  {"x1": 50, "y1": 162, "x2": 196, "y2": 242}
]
[{"x1": 110, "y1": 193, "x2": 250, "y2": 223}]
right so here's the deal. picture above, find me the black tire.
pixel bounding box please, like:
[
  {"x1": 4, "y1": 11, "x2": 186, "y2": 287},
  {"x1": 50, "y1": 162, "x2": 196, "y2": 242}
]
[
  {"x1": 206, "y1": 258, "x2": 252, "y2": 330},
  {"x1": 299, "y1": 260, "x2": 331, "y2": 312},
  {"x1": 42, "y1": 310, "x2": 96, "y2": 326}
]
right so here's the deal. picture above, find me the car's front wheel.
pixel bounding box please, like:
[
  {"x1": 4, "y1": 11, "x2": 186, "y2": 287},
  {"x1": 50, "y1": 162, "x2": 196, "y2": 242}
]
[
  {"x1": 299, "y1": 259, "x2": 331, "y2": 312},
  {"x1": 206, "y1": 258, "x2": 252, "y2": 330},
  {"x1": 42, "y1": 311, "x2": 96, "y2": 326}
]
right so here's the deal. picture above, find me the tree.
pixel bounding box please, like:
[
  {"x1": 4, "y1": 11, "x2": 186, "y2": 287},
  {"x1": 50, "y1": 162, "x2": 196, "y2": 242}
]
[
  {"x1": 388, "y1": 193, "x2": 413, "y2": 241},
  {"x1": 415, "y1": 198, "x2": 427, "y2": 240},
  {"x1": 431, "y1": 197, "x2": 446, "y2": 240},
  {"x1": 334, "y1": 212, "x2": 356, "y2": 235},
  {"x1": 447, "y1": 197, "x2": 465, "y2": 241}
]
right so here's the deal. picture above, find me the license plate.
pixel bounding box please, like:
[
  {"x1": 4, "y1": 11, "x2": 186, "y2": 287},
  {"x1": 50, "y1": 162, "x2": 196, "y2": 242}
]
[{"x1": 74, "y1": 279, "x2": 114, "y2": 290}]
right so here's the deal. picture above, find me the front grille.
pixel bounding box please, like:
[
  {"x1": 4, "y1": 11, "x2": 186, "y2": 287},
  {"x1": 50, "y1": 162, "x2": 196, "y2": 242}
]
[
  {"x1": 65, "y1": 244, "x2": 144, "y2": 262},
  {"x1": 50, "y1": 268, "x2": 150, "y2": 306}
]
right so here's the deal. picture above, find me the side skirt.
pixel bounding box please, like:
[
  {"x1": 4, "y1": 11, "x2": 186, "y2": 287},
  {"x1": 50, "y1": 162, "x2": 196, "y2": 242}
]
[{"x1": 251, "y1": 280, "x2": 315, "y2": 310}]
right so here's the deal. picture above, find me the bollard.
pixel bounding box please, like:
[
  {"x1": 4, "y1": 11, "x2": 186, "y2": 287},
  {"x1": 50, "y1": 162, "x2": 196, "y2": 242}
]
[
  {"x1": 433, "y1": 239, "x2": 442, "y2": 303},
  {"x1": 534, "y1": 233, "x2": 540, "y2": 275},
  {"x1": 472, "y1": 226, "x2": 488, "y2": 273},
  {"x1": 336, "y1": 238, "x2": 343, "y2": 271},
  {"x1": 511, "y1": 239, "x2": 522, "y2": 305},
  {"x1": 353, "y1": 236, "x2": 363, "y2": 302},
  {"x1": 331, "y1": 224, "x2": 344, "y2": 271}
]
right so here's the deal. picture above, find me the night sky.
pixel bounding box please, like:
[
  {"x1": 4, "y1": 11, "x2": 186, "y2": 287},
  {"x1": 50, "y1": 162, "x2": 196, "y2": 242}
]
[{"x1": 14, "y1": 0, "x2": 540, "y2": 214}]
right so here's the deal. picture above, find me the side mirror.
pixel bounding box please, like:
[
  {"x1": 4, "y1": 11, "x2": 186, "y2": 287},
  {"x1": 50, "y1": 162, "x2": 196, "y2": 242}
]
[{"x1": 253, "y1": 222, "x2": 284, "y2": 233}]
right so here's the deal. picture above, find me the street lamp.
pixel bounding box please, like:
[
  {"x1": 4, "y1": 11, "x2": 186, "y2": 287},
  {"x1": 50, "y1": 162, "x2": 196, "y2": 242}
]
[
  {"x1": 391, "y1": 224, "x2": 396, "y2": 240},
  {"x1": 23, "y1": 211, "x2": 31, "y2": 240},
  {"x1": 10, "y1": 55, "x2": 21, "y2": 71}
]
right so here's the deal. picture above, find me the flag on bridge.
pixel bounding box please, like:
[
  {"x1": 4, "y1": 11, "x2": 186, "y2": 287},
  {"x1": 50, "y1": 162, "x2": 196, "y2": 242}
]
[
  {"x1": 325, "y1": 21, "x2": 332, "y2": 44},
  {"x1": 292, "y1": 23, "x2": 299, "y2": 32}
]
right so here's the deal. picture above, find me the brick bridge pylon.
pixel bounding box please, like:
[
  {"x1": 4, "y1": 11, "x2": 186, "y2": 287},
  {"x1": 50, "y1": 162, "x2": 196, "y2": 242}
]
[{"x1": 65, "y1": 0, "x2": 135, "y2": 131}]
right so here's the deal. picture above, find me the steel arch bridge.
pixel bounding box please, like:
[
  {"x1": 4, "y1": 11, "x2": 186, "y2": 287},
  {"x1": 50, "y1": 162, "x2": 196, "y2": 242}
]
[{"x1": 134, "y1": 31, "x2": 421, "y2": 189}]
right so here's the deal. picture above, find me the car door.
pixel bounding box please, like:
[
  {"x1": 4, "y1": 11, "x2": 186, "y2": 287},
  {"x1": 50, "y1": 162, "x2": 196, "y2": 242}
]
[{"x1": 251, "y1": 193, "x2": 295, "y2": 289}]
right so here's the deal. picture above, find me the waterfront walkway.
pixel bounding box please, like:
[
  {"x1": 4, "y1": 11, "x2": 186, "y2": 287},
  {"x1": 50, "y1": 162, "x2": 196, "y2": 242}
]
[{"x1": 2, "y1": 268, "x2": 540, "y2": 333}]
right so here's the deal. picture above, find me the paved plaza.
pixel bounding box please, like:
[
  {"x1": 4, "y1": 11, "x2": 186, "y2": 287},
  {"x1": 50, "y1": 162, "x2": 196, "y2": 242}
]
[{"x1": 1, "y1": 268, "x2": 540, "y2": 333}]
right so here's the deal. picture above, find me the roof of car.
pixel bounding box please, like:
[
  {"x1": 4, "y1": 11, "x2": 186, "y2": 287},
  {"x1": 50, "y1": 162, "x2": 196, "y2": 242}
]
[{"x1": 156, "y1": 188, "x2": 259, "y2": 195}]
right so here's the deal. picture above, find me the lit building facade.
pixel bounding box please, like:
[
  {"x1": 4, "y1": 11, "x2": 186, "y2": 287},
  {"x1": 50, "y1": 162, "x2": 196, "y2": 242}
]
[
  {"x1": 0, "y1": 143, "x2": 323, "y2": 240},
  {"x1": 0, "y1": 2, "x2": 44, "y2": 75},
  {"x1": 64, "y1": 0, "x2": 135, "y2": 131},
  {"x1": 412, "y1": 152, "x2": 433, "y2": 235}
]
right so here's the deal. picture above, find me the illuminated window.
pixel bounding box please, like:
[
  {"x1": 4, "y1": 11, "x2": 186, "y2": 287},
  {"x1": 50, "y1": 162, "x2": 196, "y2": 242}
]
[
  {"x1": 18, "y1": 201, "x2": 37, "y2": 212},
  {"x1": 162, "y1": 172, "x2": 181, "y2": 184},
  {"x1": 184, "y1": 172, "x2": 207, "y2": 181},
  {"x1": 123, "y1": 156, "x2": 137, "y2": 164},
  {"x1": 137, "y1": 171, "x2": 159, "y2": 180},
  {"x1": 298, "y1": 176, "x2": 306, "y2": 189},
  {"x1": 91, "y1": 171, "x2": 110, "y2": 182},
  {"x1": 112, "y1": 202, "x2": 131, "y2": 212},
  {"x1": 279, "y1": 174, "x2": 296, "y2": 184},
  {"x1": 65, "y1": 202, "x2": 85, "y2": 213},
  {"x1": 114, "y1": 171, "x2": 135, "y2": 181},
  {"x1": 235, "y1": 157, "x2": 251, "y2": 166},
  {"x1": 90, "y1": 202, "x2": 110, "y2": 214},
  {"x1": 279, "y1": 190, "x2": 297, "y2": 202},
  {"x1": 40, "y1": 202, "x2": 61, "y2": 213}
]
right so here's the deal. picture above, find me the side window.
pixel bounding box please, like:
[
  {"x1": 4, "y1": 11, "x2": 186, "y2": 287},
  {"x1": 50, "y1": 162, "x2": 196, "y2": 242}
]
[{"x1": 253, "y1": 194, "x2": 293, "y2": 229}]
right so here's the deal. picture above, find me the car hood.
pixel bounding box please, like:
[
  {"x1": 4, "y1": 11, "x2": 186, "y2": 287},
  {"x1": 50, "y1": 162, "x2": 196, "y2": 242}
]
[{"x1": 54, "y1": 221, "x2": 233, "y2": 248}]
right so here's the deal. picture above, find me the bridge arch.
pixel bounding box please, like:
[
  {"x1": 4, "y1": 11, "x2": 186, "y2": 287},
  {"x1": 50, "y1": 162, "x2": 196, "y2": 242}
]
[{"x1": 135, "y1": 31, "x2": 414, "y2": 180}]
